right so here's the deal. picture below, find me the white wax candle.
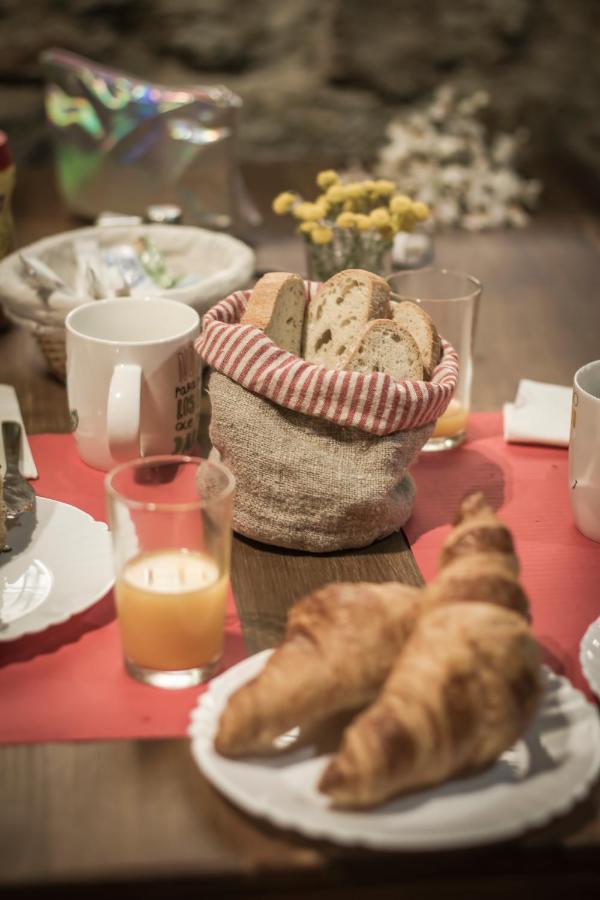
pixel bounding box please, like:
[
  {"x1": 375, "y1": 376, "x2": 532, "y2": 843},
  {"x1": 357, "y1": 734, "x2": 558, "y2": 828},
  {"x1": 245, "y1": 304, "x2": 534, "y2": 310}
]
[
  {"x1": 116, "y1": 550, "x2": 228, "y2": 670},
  {"x1": 123, "y1": 550, "x2": 218, "y2": 593}
]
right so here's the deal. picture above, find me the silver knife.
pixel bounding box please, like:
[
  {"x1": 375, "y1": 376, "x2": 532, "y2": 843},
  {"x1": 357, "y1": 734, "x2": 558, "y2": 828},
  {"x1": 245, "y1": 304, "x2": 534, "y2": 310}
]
[{"x1": 2, "y1": 421, "x2": 36, "y2": 522}]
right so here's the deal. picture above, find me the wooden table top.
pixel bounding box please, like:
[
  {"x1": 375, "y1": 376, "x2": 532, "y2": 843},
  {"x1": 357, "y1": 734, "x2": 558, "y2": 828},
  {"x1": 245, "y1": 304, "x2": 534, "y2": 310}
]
[{"x1": 1, "y1": 164, "x2": 600, "y2": 898}]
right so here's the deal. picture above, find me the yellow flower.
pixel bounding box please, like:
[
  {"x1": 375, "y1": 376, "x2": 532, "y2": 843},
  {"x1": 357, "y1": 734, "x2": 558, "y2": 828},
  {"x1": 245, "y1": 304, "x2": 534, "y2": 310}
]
[
  {"x1": 369, "y1": 207, "x2": 391, "y2": 228},
  {"x1": 293, "y1": 201, "x2": 323, "y2": 222},
  {"x1": 390, "y1": 194, "x2": 412, "y2": 215},
  {"x1": 336, "y1": 211, "x2": 356, "y2": 228},
  {"x1": 344, "y1": 183, "x2": 365, "y2": 201},
  {"x1": 311, "y1": 226, "x2": 333, "y2": 245},
  {"x1": 317, "y1": 169, "x2": 339, "y2": 189},
  {"x1": 272, "y1": 191, "x2": 296, "y2": 215},
  {"x1": 400, "y1": 209, "x2": 417, "y2": 232},
  {"x1": 325, "y1": 184, "x2": 347, "y2": 205},
  {"x1": 299, "y1": 221, "x2": 318, "y2": 234},
  {"x1": 315, "y1": 198, "x2": 329, "y2": 217},
  {"x1": 412, "y1": 201, "x2": 430, "y2": 221},
  {"x1": 374, "y1": 179, "x2": 396, "y2": 196},
  {"x1": 390, "y1": 213, "x2": 405, "y2": 233},
  {"x1": 354, "y1": 213, "x2": 371, "y2": 231}
]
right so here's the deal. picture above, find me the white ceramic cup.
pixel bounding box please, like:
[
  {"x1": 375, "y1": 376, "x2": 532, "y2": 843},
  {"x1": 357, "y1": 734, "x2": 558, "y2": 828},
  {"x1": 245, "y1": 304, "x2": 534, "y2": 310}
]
[
  {"x1": 569, "y1": 360, "x2": 600, "y2": 542},
  {"x1": 66, "y1": 297, "x2": 201, "y2": 471}
]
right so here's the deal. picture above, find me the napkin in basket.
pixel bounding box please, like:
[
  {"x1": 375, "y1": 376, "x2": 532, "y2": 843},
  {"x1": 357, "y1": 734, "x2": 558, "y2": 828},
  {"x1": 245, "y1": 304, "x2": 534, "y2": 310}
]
[{"x1": 503, "y1": 379, "x2": 571, "y2": 447}]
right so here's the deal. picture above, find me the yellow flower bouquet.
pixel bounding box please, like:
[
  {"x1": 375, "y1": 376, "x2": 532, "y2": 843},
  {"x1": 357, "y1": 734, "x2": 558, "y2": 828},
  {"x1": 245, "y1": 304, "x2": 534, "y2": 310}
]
[{"x1": 272, "y1": 170, "x2": 430, "y2": 281}]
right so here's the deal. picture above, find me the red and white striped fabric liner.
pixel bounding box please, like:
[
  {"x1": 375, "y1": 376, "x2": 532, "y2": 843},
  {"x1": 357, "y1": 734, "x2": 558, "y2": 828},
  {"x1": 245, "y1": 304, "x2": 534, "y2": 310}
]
[{"x1": 195, "y1": 283, "x2": 459, "y2": 436}]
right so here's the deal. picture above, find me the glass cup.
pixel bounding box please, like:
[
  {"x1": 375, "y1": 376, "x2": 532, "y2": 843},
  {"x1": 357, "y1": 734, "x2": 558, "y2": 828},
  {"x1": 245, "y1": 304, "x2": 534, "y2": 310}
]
[
  {"x1": 387, "y1": 268, "x2": 482, "y2": 451},
  {"x1": 105, "y1": 455, "x2": 235, "y2": 689}
]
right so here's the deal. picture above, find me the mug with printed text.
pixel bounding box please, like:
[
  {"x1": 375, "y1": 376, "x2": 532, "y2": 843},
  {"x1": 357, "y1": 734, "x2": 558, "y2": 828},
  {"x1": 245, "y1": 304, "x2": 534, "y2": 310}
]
[
  {"x1": 66, "y1": 297, "x2": 201, "y2": 471},
  {"x1": 569, "y1": 359, "x2": 600, "y2": 542}
]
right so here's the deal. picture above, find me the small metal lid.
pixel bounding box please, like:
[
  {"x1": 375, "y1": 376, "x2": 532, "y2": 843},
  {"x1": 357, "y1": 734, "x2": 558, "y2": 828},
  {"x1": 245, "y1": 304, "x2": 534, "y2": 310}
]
[{"x1": 145, "y1": 204, "x2": 183, "y2": 225}]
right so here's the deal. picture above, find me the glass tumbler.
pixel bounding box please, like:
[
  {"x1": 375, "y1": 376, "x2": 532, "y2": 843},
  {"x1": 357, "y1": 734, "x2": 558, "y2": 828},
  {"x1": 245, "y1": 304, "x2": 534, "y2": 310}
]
[
  {"x1": 387, "y1": 268, "x2": 482, "y2": 451},
  {"x1": 105, "y1": 455, "x2": 235, "y2": 689}
]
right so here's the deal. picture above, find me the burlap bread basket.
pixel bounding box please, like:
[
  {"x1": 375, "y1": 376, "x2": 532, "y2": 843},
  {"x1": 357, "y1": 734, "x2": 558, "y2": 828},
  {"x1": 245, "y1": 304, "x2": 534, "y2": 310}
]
[{"x1": 196, "y1": 283, "x2": 459, "y2": 552}]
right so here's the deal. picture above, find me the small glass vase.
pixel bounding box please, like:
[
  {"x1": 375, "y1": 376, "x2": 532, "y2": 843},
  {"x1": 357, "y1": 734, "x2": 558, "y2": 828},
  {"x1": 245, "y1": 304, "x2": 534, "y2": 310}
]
[{"x1": 305, "y1": 228, "x2": 392, "y2": 282}]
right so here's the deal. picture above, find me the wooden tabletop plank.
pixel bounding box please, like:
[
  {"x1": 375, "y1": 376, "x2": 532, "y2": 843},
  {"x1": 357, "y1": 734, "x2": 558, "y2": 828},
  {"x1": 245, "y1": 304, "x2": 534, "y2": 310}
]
[
  {"x1": 232, "y1": 531, "x2": 424, "y2": 654},
  {"x1": 1, "y1": 738, "x2": 599, "y2": 891}
]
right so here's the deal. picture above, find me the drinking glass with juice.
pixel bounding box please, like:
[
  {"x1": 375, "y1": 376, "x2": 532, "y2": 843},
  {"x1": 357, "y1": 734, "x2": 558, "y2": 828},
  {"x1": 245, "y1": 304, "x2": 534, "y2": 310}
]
[
  {"x1": 106, "y1": 455, "x2": 235, "y2": 689},
  {"x1": 387, "y1": 268, "x2": 482, "y2": 451}
]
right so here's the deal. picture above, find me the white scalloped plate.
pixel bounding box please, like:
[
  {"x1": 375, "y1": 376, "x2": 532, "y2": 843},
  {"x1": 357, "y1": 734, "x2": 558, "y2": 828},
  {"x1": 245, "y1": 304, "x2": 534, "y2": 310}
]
[
  {"x1": 580, "y1": 616, "x2": 600, "y2": 700},
  {"x1": 0, "y1": 498, "x2": 114, "y2": 640},
  {"x1": 189, "y1": 651, "x2": 600, "y2": 851}
]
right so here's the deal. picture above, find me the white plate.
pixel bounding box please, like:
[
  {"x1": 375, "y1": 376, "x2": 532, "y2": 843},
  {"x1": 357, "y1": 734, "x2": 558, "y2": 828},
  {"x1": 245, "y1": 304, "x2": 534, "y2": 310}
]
[
  {"x1": 580, "y1": 616, "x2": 600, "y2": 699},
  {"x1": 0, "y1": 498, "x2": 114, "y2": 640},
  {"x1": 190, "y1": 651, "x2": 600, "y2": 851}
]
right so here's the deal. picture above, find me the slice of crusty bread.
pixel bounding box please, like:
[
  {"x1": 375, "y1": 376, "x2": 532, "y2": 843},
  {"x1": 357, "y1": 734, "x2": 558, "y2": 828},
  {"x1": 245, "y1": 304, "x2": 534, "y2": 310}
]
[
  {"x1": 389, "y1": 297, "x2": 442, "y2": 380},
  {"x1": 241, "y1": 272, "x2": 306, "y2": 354},
  {"x1": 339, "y1": 319, "x2": 425, "y2": 381},
  {"x1": 302, "y1": 269, "x2": 391, "y2": 369}
]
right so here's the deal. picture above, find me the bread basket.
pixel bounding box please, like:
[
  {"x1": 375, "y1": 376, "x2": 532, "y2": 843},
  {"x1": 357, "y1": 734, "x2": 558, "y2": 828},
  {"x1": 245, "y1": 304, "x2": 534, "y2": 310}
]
[
  {"x1": 0, "y1": 224, "x2": 255, "y2": 381},
  {"x1": 196, "y1": 283, "x2": 459, "y2": 552}
]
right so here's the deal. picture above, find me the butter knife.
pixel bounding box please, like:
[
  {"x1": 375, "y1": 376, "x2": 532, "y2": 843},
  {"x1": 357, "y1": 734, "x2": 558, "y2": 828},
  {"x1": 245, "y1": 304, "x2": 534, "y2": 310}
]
[{"x1": 2, "y1": 421, "x2": 36, "y2": 521}]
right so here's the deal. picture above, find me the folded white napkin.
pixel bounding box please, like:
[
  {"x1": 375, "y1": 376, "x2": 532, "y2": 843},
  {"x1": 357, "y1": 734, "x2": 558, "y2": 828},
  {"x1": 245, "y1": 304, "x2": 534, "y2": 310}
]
[
  {"x1": 0, "y1": 384, "x2": 39, "y2": 478},
  {"x1": 503, "y1": 379, "x2": 572, "y2": 447}
]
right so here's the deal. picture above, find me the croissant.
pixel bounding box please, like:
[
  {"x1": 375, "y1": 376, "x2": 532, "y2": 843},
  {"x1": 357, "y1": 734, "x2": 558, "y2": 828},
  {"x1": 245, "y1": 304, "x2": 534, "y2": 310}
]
[
  {"x1": 319, "y1": 602, "x2": 542, "y2": 808},
  {"x1": 440, "y1": 492, "x2": 519, "y2": 573},
  {"x1": 427, "y1": 493, "x2": 530, "y2": 619},
  {"x1": 215, "y1": 581, "x2": 426, "y2": 757}
]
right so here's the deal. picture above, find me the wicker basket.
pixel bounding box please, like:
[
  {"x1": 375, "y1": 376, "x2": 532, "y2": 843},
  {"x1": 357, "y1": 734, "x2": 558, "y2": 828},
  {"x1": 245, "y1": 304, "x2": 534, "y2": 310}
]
[
  {"x1": 35, "y1": 329, "x2": 67, "y2": 381},
  {"x1": 0, "y1": 224, "x2": 255, "y2": 381}
]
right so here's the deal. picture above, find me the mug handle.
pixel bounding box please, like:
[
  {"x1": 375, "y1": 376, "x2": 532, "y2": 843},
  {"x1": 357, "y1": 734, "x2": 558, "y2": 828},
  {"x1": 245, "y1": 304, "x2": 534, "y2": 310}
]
[{"x1": 107, "y1": 364, "x2": 141, "y2": 462}]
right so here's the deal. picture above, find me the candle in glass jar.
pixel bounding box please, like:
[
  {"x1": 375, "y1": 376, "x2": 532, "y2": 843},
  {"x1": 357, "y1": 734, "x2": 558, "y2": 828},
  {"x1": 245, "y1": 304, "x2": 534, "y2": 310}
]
[{"x1": 115, "y1": 550, "x2": 228, "y2": 671}]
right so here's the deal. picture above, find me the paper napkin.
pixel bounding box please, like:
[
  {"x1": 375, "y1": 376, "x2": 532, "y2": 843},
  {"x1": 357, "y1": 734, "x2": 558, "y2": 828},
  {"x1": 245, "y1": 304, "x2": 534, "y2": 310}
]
[
  {"x1": 503, "y1": 379, "x2": 572, "y2": 447},
  {"x1": 0, "y1": 384, "x2": 39, "y2": 478}
]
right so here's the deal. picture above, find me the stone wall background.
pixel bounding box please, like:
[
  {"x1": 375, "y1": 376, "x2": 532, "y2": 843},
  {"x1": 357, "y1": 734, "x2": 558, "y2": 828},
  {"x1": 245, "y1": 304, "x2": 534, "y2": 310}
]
[{"x1": 1, "y1": 0, "x2": 599, "y2": 175}]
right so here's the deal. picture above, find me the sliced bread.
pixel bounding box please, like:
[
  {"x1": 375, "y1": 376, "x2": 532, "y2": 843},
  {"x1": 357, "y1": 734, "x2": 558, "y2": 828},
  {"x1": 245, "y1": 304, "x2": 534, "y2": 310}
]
[
  {"x1": 389, "y1": 297, "x2": 442, "y2": 380},
  {"x1": 339, "y1": 319, "x2": 425, "y2": 381},
  {"x1": 240, "y1": 272, "x2": 306, "y2": 354},
  {"x1": 302, "y1": 269, "x2": 391, "y2": 369}
]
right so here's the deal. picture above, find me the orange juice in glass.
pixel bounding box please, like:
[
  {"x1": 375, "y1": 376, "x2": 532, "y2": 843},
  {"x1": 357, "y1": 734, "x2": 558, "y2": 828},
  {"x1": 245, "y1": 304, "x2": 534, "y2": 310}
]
[
  {"x1": 431, "y1": 398, "x2": 470, "y2": 442},
  {"x1": 106, "y1": 456, "x2": 234, "y2": 689},
  {"x1": 387, "y1": 268, "x2": 482, "y2": 451}
]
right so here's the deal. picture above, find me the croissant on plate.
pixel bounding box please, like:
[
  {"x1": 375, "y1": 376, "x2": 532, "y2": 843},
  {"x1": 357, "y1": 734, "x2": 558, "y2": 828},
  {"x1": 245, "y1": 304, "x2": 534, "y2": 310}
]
[
  {"x1": 215, "y1": 581, "x2": 426, "y2": 757},
  {"x1": 319, "y1": 601, "x2": 542, "y2": 808},
  {"x1": 215, "y1": 493, "x2": 533, "y2": 765},
  {"x1": 426, "y1": 493, "x2": 530, "y2": 619}
]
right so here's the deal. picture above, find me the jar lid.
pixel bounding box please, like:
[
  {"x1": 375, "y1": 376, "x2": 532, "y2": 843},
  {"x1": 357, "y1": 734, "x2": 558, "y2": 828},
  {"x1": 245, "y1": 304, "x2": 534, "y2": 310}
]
[
  {"x1": 145, "y1": 204, "x2": 183, "y2": 225},
  {"x1": 0, "y1": 131, "x2": 13, "y2": 172}
]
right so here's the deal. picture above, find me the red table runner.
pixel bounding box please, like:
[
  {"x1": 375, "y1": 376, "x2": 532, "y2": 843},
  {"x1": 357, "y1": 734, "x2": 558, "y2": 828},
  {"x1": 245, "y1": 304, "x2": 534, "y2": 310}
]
[
  {"x1": 407, "y1": 413, "x2": 600, "y2": 697},
  {"x1": 0, "y1": 435, "x2": 246, "y2": 744},
  {"x1": 0, "y1": 414, "x2": 598, "y2": 745}
]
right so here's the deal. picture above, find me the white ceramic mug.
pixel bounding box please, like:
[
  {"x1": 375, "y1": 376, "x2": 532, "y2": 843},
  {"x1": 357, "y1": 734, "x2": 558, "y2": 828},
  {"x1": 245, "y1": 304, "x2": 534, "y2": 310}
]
[
  {"x1": 569, "y1": 360, "x2": 600, "y2": 542},
  {"x1": 66, "y1": 297, "x2": 201, "y2": 471}
]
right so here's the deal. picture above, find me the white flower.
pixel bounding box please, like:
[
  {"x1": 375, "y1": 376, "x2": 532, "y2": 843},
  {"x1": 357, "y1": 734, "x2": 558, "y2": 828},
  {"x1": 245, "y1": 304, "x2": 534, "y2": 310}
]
[
  {"x1": 375, "y1": 83, "x2": 542, "y2": 231},
  {"x1": 436, "y1": 199, "x2": 461, "y2": 226},
  {"x1": 440, "y1": 165, "x2": 468, "y2": 188}
]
